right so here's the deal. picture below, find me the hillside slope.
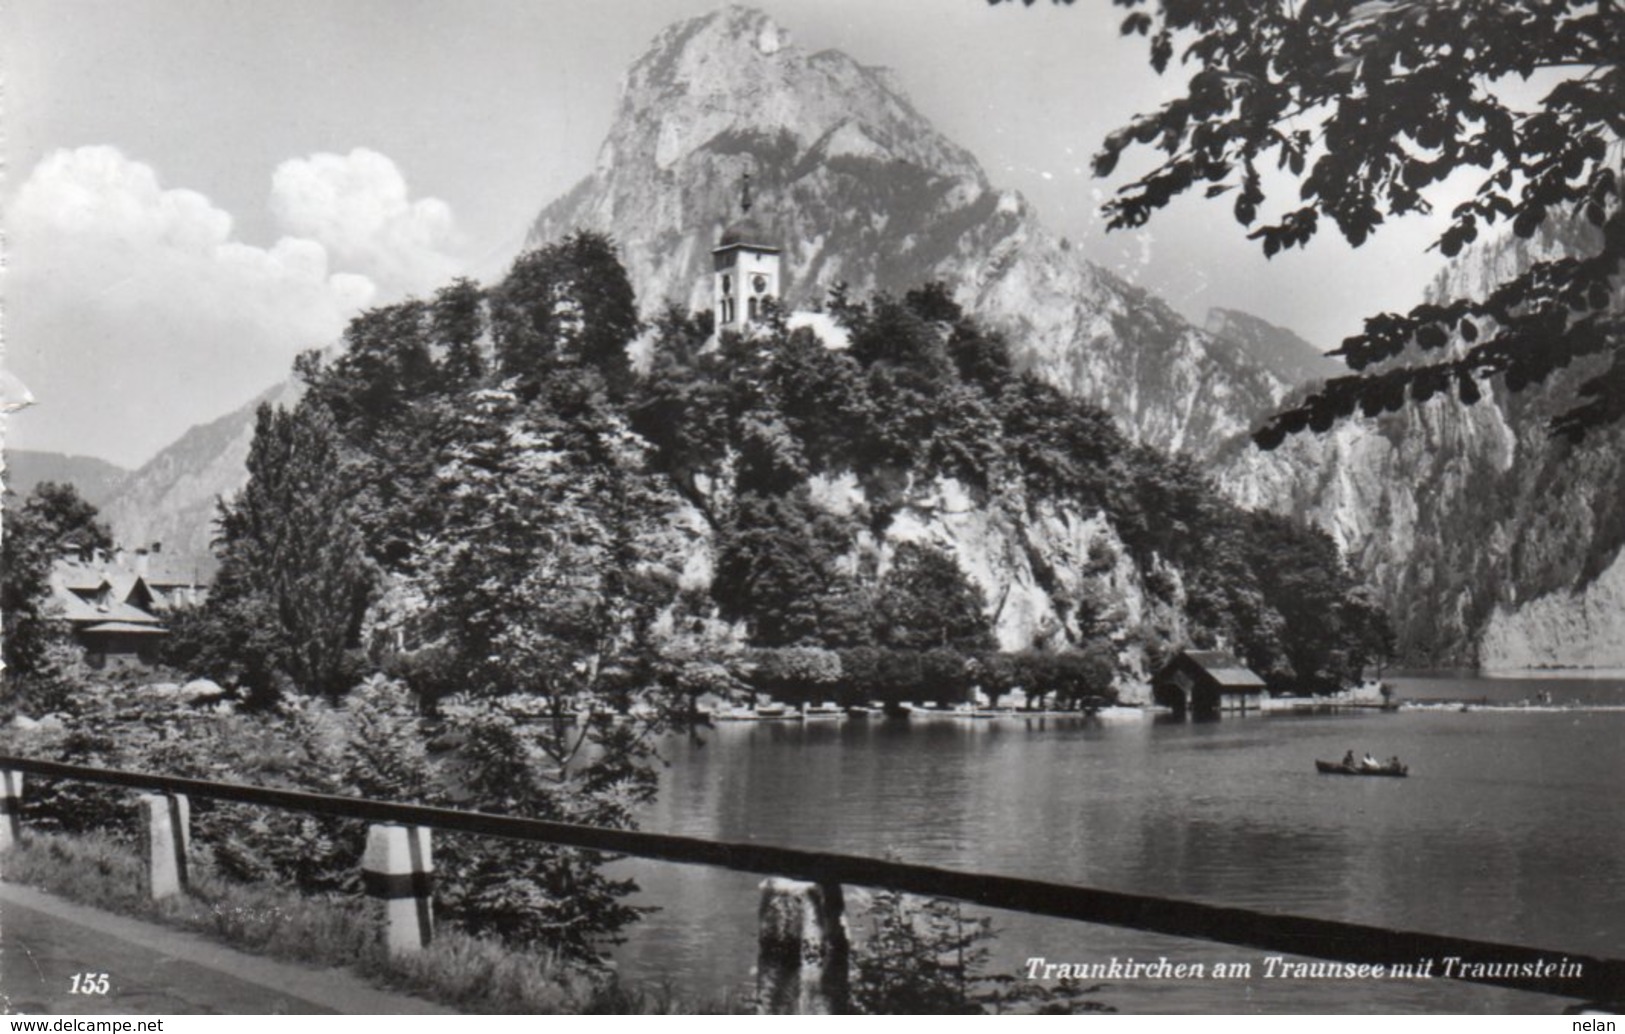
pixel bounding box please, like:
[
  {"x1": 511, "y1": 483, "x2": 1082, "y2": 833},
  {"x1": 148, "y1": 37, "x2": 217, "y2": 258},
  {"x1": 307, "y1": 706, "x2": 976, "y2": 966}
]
[{"x1": 1, "y1": 450, "x2": 129, "y2": 508}]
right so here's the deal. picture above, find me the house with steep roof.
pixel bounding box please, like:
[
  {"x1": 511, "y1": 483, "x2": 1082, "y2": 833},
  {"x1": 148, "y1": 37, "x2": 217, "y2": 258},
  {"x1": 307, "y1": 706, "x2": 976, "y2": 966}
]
[
  {"x1": 128, "y1": 546, "x2": 208, "y2": 611},
  {"x1": 48, "y1": 544, "x2": 205, "y2": 669},
  {"x1": 1151, "y1": 649, "x2": 1266, "y2": 716}
]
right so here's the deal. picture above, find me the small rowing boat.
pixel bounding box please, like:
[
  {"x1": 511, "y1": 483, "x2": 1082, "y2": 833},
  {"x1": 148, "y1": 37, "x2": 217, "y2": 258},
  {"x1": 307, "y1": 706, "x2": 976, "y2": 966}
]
[{"x1": 1315, "y1": 759, "x2": 1408, "y2": 778}]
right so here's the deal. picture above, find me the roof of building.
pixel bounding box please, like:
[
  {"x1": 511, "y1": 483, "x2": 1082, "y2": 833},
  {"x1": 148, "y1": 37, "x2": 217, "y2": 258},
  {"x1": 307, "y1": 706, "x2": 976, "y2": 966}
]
[
  {"x1": 1169, "y1": 650, "x2": 1266, "y2": 688},
  {"x1": 55, "y1": 592, "x2": 166, "y2": 626},
  {"x1": 141, "y1": 561, "x2": 201, "y2": 587},
  {"x1": 56, "y1": 565, "x2": 111, "y2": 593},
  {"x1": 53, "y1": 554, "x2": 204, "y2": 590},
  {"x1": 49, "y1": 562, "x2": 166, "y2": 627},
  {"x1": 105, "y1": 572, "x2": 149, "y2": 603},
  {"x1": 716, "y1": 218, "x2": 780, "y2": 250},
  {"x1": 79, "y1": 621, "x2": 170, "y2": 635}
]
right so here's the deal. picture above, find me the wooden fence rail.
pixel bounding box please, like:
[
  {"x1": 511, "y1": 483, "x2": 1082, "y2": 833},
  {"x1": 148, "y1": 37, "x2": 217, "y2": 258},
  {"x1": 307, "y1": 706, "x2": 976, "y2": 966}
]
[{"x1": 0, "y1": 754, "x2": 1619, "y2": 1009}]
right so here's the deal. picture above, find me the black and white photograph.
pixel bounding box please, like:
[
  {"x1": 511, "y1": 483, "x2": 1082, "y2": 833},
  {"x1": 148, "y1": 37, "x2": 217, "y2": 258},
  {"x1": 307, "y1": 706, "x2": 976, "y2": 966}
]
[{"x1": 1, "y1": 0, "x2": 1621, "y2": 1018}]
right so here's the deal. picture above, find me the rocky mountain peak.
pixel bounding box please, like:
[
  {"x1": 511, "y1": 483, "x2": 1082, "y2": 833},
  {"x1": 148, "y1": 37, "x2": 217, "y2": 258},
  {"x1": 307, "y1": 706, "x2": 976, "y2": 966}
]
[
  {"x1": 602, "y1": 6, "x2": 982, "y2": 184},
  {"x1": 1203, "y1": 307, "x2": 1341, "y2": 389}
]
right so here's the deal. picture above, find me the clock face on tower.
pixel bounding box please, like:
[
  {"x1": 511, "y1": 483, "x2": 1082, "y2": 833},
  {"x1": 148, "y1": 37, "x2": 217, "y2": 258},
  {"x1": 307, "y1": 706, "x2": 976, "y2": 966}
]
[{"x1": 751, "y1": 274, "x2": 768, "y2": 294}]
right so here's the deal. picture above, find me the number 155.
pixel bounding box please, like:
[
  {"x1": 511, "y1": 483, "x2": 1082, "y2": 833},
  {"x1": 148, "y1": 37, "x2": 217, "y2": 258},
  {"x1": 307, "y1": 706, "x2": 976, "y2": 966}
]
[{"x1": 70, "y1": 972, "x2": 110, "y2": 995}]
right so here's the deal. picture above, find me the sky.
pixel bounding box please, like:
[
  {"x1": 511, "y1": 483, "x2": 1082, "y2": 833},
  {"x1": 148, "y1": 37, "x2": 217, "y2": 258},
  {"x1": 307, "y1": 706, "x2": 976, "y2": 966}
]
[{"x1": 1, "y1": 0, "x2": 1464, "y2": 468}]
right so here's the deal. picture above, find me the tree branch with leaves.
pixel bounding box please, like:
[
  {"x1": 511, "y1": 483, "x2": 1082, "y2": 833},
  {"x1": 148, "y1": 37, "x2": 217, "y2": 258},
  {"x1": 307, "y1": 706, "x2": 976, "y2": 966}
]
[{"x1": 996, "y1": 0, "x2": 1622, "y2": 443}]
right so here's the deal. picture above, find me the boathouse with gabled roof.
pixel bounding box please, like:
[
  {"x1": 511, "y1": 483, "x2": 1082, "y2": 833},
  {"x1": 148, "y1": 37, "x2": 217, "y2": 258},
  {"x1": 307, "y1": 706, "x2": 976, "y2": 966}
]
[{"x1": 1152, "y1": 649, "x2": 1266, "y2": 716}]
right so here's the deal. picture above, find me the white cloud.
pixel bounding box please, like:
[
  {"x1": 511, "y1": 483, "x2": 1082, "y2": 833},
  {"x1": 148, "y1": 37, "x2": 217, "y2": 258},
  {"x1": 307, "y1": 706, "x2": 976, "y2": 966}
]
[
  {"x1": 271, "y1": 148, "x2": 462, "y2": 297},
  {"x1": 3, "y1": 145, "x2": 462, "y2": 467}
]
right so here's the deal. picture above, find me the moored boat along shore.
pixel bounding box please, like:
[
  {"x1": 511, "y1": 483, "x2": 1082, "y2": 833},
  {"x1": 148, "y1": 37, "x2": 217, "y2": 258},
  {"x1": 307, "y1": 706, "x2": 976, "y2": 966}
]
[
  {"x1": 528, "y1": 671, "x2": 1625, "y2": 727},
  {"x1": 706, "y1": 701, "x2": 1158, "y2": 722}
]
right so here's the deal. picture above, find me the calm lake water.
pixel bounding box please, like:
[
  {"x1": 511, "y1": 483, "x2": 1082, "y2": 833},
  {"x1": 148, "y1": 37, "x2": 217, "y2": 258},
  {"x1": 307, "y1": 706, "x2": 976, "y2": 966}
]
[{"x1": 610, "y1": 676, "x2": 1625, "y2": 1013}]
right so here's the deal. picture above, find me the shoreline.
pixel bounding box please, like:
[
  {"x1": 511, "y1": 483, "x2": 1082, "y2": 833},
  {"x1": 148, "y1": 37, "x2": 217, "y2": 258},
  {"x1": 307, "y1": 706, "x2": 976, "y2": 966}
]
[
  {"x1": 1389, "y1": 667, "x2": 1625, "y2": 681},
  {"x1": 1478, "y1": 667, "x2": 1625, "y2": 680},
  {"x1": 1399, "y1": 701, "x2": 1625, "y2": 713}
]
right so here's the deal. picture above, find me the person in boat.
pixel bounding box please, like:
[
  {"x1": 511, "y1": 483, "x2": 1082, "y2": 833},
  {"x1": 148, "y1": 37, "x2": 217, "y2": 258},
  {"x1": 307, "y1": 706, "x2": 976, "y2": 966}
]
[
  {"x1": 1387, "y1": 756, "x2": 1401, "y2": 769},
  {"x1": 1361, "y1": 752, "x2": 1380, "y2": 770},
  {"x1": 1343, "y1": 750, "x2": 1357, "y2": 769}
]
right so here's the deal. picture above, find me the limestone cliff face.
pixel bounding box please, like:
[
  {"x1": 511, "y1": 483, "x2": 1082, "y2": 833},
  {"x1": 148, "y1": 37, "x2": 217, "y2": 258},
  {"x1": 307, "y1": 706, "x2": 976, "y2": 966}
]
[
  {"x1": 1222, "y1": 221, "x2": 1625, "y2": 669},
  {"x1": 687, "y1": 469, "x2": 1163, "y2": 698},
  {"x1": 528, "y1": 6, "x2": 1288, "y2": 457},
  {"x1": 1480, "y1": 550, "x2": 1625, "y2": 673},
  {"x1": 1221, "y1": 386, "x2": 1519, "y2": 664},
  {"x1": 880, "y1": 478, "x2": 1153, "y2": 661},
  {"x1": 1467, "y1": 405, "x2": 1625, "y2": 672},
  {"x1": 892, "y1": 485, "x2": 1160, "y2": 700}
]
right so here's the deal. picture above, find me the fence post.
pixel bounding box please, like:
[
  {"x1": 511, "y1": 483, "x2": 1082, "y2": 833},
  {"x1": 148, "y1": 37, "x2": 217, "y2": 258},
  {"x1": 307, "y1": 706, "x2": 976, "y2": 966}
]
[
  {"x1": 362, "y1": 823, "x2": 433, "y2": 954},
  {"x1": 757, "y1": 877, "x2": 850, "y2": 1014},
  {"x1": 0, "y1": 771, "x2": 22, "y2": 851},
  {"x1": 139, "y1": 793, "x2": 190, "y2": 899}
]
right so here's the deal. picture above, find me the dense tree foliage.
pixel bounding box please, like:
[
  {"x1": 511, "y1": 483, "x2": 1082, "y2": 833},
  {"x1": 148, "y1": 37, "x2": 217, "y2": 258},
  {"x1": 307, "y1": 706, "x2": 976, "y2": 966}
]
[
  {"x1": 174, "y1": 235, "x2": 678, "y2": 956},
  {"x1": 411, "y1": 378, "x2": 684, "y2": 706},
  {"x1": 182, "y1": 403, "x2": 377, "y2": 703},
  {"x1": 426, "y1": 690, "x2": 657, "y2": 955},
  {"x1": 1, "y1": 482, "x2": 113, "y2": 679},
  {"x1": 489, "y1": 231, "x2": 640, "y2": 395},
  {"x1": 12, "y1": 481, "x2": 114, "y2": 556},
  {"x1": 199, "y1": 236, "x2": 672, "y2": 713},
  {"x1": 713, "y1": 489, "x2": 871, "y2": 647},
  {"x1": 975, "y1": 646, "x2": 1110, "y2": 707},
  {"x1": 998, "y1": 0, "x2": 1623, "y2": 443},
  {"x1": 874, "y1": 542, "x2": 997, "y2": 652},
  {"x1": 192, "y1": 252, "x2": 1382, "y2": 703},
  {"x1": 2, "y1": 671, "x2": 653, "y2": 962}
]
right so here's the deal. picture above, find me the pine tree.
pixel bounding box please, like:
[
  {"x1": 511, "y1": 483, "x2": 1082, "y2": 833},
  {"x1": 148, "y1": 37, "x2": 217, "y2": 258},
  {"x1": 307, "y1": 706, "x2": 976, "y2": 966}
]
[{"x1": 202, "y1": 402, "x2": 378, "y2": 701}]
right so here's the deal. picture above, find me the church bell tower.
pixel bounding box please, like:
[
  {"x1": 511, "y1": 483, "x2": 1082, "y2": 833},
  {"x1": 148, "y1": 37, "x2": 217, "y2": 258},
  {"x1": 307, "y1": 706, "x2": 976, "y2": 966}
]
[{"x1": 713, "y1": 172, "x2": 781, "y2": 333}]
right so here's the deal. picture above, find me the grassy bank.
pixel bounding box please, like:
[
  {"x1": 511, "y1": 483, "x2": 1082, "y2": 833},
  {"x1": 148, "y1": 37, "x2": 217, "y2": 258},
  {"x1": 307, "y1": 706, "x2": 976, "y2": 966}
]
[{"x1": 0, "y1": 832, "x2": 722, "y2": 1014}]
